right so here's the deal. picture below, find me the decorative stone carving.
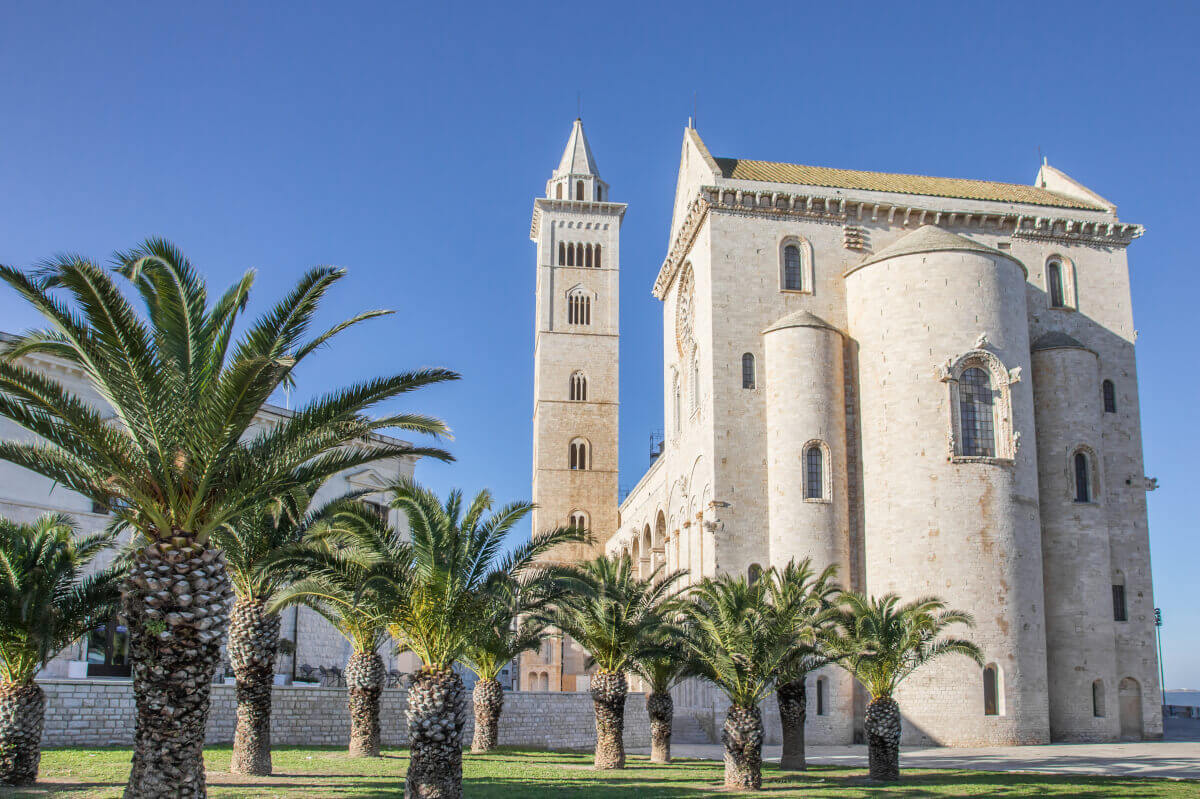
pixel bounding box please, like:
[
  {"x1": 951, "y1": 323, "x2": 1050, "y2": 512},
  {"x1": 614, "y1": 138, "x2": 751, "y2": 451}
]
[
  {"x1": 843, "y1": 224, "x2": 868, "y2": 251},
  {"x1": 939, "y1": 347, "x2": 1019, "y2": 462}
]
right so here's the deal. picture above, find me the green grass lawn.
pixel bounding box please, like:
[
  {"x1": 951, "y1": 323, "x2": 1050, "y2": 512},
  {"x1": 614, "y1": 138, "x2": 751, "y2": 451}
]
[{"x1": 0, "y1": 746, "x2": 1193, "y2": 798}]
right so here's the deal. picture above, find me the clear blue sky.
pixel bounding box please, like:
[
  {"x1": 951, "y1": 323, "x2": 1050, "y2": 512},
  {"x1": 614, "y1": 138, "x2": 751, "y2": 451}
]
[{"x1": 1, "y1": 2, "x2": 1196, "y2": 688}]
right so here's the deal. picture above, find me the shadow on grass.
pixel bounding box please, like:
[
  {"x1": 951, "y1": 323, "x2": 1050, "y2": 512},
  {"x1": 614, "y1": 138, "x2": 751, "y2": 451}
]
[{"x1": 12, "y1": 748, "x2": 1195, "y2": 799}]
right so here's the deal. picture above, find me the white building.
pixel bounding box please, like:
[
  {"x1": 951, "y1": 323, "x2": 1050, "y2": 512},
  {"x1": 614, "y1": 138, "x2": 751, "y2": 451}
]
[{"x1": 529, "y1": 121, "x2": 1162, "y2": 745}]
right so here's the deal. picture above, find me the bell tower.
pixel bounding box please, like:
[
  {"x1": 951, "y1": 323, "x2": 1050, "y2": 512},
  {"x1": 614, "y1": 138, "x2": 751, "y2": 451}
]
[{"x1": 530, "y1": 118, "x2": 624, "y2": 566}]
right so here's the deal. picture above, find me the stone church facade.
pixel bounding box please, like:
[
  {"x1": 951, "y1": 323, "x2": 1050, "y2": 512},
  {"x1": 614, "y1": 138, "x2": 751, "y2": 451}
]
[{"x1": 529, "y1": 120, "x2": 1162, "y2": 745}]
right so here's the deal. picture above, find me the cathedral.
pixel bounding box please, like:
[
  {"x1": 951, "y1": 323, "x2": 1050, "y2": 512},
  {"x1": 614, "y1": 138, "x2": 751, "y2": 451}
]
[{"x1": 523, "y1": 119, "x2": 1162, "y2": 747}]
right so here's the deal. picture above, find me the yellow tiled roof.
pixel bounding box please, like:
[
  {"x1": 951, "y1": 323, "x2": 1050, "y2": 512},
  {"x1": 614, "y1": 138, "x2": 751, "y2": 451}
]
[{"x1": 714, "y1": 157, "x2": 1104, "y2": 211}]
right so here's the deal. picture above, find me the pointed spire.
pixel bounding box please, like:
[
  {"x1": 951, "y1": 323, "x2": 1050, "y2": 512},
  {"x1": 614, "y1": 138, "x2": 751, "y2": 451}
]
[{"x1": 554, "y1": 118, "x2": 600, "y2": 178}]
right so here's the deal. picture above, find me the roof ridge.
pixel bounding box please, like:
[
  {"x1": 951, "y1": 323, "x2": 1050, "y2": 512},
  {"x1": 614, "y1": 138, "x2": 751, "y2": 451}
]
[{"x1": 713, "y1": 156, "x2": 1105, "y2": 212}]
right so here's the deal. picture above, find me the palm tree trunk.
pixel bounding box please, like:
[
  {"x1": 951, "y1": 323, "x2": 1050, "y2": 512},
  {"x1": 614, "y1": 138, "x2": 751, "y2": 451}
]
[
  {"x1": 229, "y1": 598, "x2": 280, "y2": 775},
  {"x1": 404, "y1": 667, "x2": 466, "y2": 799},
  {"x1": 589, "y1": 670, "x2": 627, "y2": 769},
  {"x1": 722, "y1": 704, "x2": 763, "y2": 790},
  {"x1": 777, "y1": 678, "x2": 807, "y2": 770},
  {"x1": 0, "y1": 680, "x2": 44, "y2": 786},
  {"x1": 346, "y1": 651, "x2": 384, "y2": 757},
  {"x1": 646, "y1": 691, "x2": 673, "y2": 763},
  {"x1": 470, "y1": 678, "x2": 503, "y2": 753},
  {"x1": 864, "y1": 695, "x2": 901, "y2": 781},
  {"x1": 123, "y1": 536, "x2": 233, "y2": 799}
]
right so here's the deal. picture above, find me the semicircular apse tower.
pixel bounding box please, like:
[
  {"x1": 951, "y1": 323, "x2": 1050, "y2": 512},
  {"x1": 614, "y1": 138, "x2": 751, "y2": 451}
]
[{"x1": 844, "y1": 225, "x2": 1051, "y2": 746}]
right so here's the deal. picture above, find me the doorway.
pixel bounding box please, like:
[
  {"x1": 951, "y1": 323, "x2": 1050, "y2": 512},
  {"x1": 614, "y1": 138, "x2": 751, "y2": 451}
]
[{"x1": 1118, "y1": 677, "x2": 1143, "y2": 741}]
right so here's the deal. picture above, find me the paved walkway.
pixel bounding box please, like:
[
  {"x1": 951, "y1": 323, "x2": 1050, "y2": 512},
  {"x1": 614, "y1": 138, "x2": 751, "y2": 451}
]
[{"x1": 656, "y1": 739, "x2": 1200, "y2": 780}]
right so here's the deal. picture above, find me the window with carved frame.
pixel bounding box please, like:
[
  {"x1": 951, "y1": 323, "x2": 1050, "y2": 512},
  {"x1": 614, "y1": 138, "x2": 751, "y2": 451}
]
[{"x1": 943, "y1": 349, "x2": 1017, "y2": 462}]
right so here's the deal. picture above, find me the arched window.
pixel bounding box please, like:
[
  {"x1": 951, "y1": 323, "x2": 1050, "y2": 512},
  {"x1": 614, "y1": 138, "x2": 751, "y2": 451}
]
[
  {"x1": 556, "y1": 184, "x2": 563, "y2": 200},
  {"x1": 1103, "y1": 380, "x2": 1116, "y2": 413},
  {"x1": 805, "y1": 444, "x2": 825, "y2": 500},
  {"x1": 816, "y1": 676, "x2": 828, "y2": 716},
  {"x1": 576, "y1": 180, "x2": 584, "y2": 201},
  {"x1": 594, "y1": 244, "x2": 602, "y2": 268},
  {"x1": 569, "y1": 371, "x2": 587, "y2": 401},
  {"x1": 672, "y1": 372, "x2": 681, "y2": 436},
  {"x1": 958, "y1": 367, "x2": 996, "y2": 457},
  {"x1": 566, "y1": 243, "x2": 575, "y2": 266},
  {"x1": 567, "y1": 291, "x2": 591, "y2": 325},
  {"x1": 1048, "y1": 260, "x2": 1066, "y2": 308},
  {"x1": 782, "y1": 244, "x2": 803, "y2": 291},
  {"x1": 558, "y1": 242, "x2": 566, "y2": 266},
  {"x1": 741, "y1": 353, "x2": 755, "y2": 389},
  {"x1": 576, "y1": 243, "x2": 584, "y2": 266},
  {"x1": 1093, "y1": 680, "x2": 1106, "y2": 717},
  {"x1": 585, "y1": 244, "x2": 593, "y2": 268},
  {"x1": 568, "y1": 438, "x2": 590, "y2": 470},
  {"x1": 984, "y1": 665, "x2": 1000, "y2": 716},
  {"x1": 1074, "y1": 451, "x2": 1091, "y2": 502},
  {"x1": 569, "y1": 510, "x2": 589, "y2": 531},
  {"x1": 748, "y1": 563, "x2": 762, "y2": 584}
]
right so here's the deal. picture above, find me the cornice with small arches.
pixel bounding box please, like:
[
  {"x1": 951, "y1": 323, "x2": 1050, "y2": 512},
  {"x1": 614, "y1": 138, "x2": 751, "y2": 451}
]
[{"x1": 652, "y1": 186, "x2": 1143, "y2": 299}]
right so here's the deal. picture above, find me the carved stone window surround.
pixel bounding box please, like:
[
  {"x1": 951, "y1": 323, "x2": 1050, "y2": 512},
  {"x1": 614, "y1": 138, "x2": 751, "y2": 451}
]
[{"x1": 938, "y1": 344, "x2": 1020, "y2": 463}]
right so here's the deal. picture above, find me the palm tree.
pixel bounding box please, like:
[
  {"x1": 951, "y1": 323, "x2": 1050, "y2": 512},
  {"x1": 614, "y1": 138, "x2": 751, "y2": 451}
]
[
  {"x1": 214, "y1": 487, "x2": 359, "y2": 775},
  {"x1": 0, "y1": 242, "x2": 457, "y2": 797},
  {"x1": 678, "y1": 573, "x2": 802, "y2": 791},
  {"x1": 630, "y1": 635, "x2": 693, "y2": 763},
  {"x1": 371, "y1": 480, "x2": 585, "y2": 799},
  {"x1": 459, "y1": 579, "x2": 555, "y2": 753},
  {"x1": 764, "y1": 559, "x2": 841, "y2": 771},
  {"x1": 271, "y1": 503, "x2": 398, "y2": 759},
  {"x1": 0, "y1": 514, "x2": 122, "y2": 785},
  {"x1": 549, "y1": 554, "x2": 685, "y2": 770},
  {"x1": 827, "y1": 593, "x2": 983, "y2": 782}
]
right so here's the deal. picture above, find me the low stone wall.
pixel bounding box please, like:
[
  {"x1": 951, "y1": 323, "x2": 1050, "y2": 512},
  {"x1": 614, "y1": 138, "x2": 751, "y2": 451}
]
[{"x1": 38, "y1": 679, "x2": 649, "y2": 751}]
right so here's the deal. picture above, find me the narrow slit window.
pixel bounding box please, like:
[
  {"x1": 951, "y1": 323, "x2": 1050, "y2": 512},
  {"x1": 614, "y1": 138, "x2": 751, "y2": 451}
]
[
  {"x1": 959, "y1": 368, "x2": 996, "y2": 457},
  {"x1": 984, "y1": 666, "x2": 999, "y2": 716},
  {"x1": 741, "y1": 353, "x2": 755, "y2": 389},
  {"x1": 783, "y1": 244, "x2": 803, "y2": 291},
  {"x1": 805, "y1": 445, "x2": 824, "y2": 500},
  {"x1": 1048, "y1": 261, "x2": 1066, "y2": 307},
  {"x1": 1103, "y1": 380, "x2": 1116, "y2": 413},
  {"x1": 1112, "y1": 584, "x2": 1127, "y2": 622},
  {"x1": 1074, "y1": 452, "x2": 1091, "y2": 502},
  {"x1": 816, "y1": 677, "x2": 828, "y2": 716}
]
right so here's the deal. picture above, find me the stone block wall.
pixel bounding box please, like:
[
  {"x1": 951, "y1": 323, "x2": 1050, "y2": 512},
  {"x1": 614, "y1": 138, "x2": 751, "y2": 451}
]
[{"x1": 37, "y1": 679, "x2": 650, "y2": 751}]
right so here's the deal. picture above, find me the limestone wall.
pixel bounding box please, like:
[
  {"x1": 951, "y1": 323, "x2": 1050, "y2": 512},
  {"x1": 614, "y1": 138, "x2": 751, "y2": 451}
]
[
  {"x1": 36, "y1": 679, "x2": 650, "y2": 751},
  {"x1": 845, "y1": 245, "x2": 1052, "y2": 746}
]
